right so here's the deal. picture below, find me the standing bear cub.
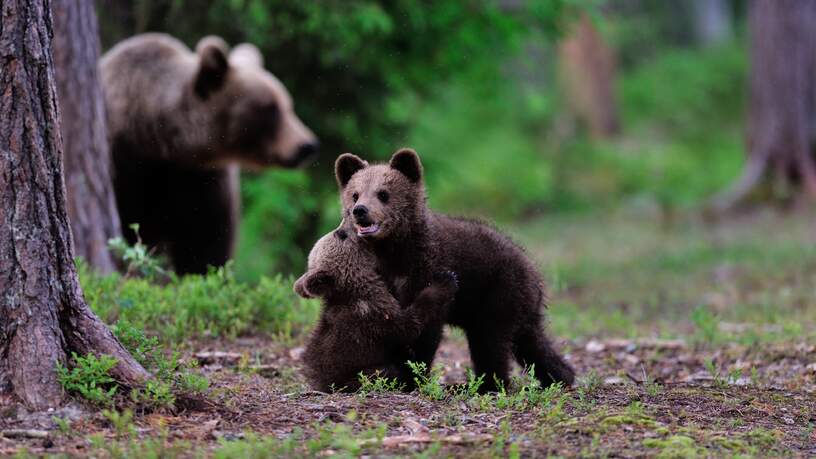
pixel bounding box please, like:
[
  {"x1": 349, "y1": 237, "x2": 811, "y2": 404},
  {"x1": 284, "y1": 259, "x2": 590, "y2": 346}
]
[
  {"x1": 295, "y1": 226, "x2": 457, "y2": 392},
  {"x1": 100, "y1": 33, "x2": 318, "y2": 274},
  {"x1": 335, "y1": 149, "x2": 575, "y2": 391}
]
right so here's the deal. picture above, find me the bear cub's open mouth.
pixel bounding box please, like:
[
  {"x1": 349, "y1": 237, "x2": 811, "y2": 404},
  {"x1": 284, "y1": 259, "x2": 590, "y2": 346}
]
[{"x1": 356, "y1": 222, "x2": 380, "y2": 236}]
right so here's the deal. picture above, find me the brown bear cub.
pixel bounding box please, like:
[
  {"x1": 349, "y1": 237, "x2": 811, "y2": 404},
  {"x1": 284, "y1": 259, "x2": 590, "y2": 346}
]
[
  {"x1": 295, "y1": 225, "x2": 458, "y2": 392},
  {"x1": 100, "y1": 33, "x2": 318, "y2": 274},
  {"x1": 335, "y1": 149, "x2": 575, "y2": 392}
]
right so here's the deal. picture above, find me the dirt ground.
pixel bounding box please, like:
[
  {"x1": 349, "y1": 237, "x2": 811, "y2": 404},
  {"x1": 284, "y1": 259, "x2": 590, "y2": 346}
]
[{"x1": 2, "y1": 332, "x2": 814, "y2": 458}]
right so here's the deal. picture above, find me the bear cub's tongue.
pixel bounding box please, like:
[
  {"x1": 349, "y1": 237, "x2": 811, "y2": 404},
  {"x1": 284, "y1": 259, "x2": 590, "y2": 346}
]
[{"x1": 357, "y1": 223, "x2": 380, "y2": 235}]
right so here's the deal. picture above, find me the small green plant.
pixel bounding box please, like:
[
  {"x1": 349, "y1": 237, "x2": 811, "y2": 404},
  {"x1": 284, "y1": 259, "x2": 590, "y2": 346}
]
[
  {"x1": 451, "y1": 369, "x2": 485, "y2": 400},
  {"x1": 357, "y1": 371, "x2": 405, "y2": 396},
  {"x1": 491, "y1": 419, "x2": 516, "y2": 457},
  {"x1": 626, "y1": 400, "x2": 645, "y2": 418},
  {"x1": 704, "y1": 359, "x2": 742, "y2": 388},
  {"x1": 56, "y1": 352, "x2": 119, "y2": 407},
  {"x1": 749, "y1": 366, "x2": 761, "y2": 386},
  {"x1": 215, "y1": 431, "x2": 301, "y2": 458},
  {"x1": 179, "y1": 371, "x2": 209, "y2": 393},
  {"x1": 407, "y1": 361, "x2": 446, "y2": 401},
  {"x1": 113, "y1": 320, "x2": 208, "y2": 409},
  {"x1": 52, "y1": 416, "x2": 74, "y2": 437},
  {"x1": 102, "y1": 408, "x2": 135, "y2": 439},
  {"x1": 130, "y1": 380, "x2": 176, "y2": 410},
  {"x1": 704, "y1": 358, "x2": 725, "y2": 387},
  {"x1": 111, "y1": 321, "x2": 161, "y2": 370},
  {"x1": 108, "y1": 223, "x2": 169, "y2": 280},
  {"x1": 691, "y1": 305, "x2": 719, "y2": 344},
  {"x1": 641, "y1": 365, "x2": 663, "y2": 396},
  {"x1": 572, "y1": 369, "x2": 601, "y2": 412}
]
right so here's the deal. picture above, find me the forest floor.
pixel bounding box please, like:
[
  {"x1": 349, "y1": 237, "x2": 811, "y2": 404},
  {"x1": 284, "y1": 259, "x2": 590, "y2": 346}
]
[{"x1": 2, "y1": 208, "x2": 815, "y2": 458}]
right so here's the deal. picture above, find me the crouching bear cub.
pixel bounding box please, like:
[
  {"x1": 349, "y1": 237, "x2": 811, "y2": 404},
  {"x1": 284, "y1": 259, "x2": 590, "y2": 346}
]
[
  {"x1": 295, "y1": 226, "x2": 458, "y2": 392},
  {"x1": 100, "y1": 33, "x2": 318, "y2": 274},
  {"x1": 335, "y1": 149, "x2": 576, "y2": 392}
]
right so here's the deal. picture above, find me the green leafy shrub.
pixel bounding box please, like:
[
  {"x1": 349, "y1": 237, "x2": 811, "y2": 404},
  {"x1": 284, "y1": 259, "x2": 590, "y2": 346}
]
[
  {"x1": 56, "y1": 353, "x2": 119, "y2": 407},
  {"x1": 79, "y1": 261, "x2": 319, "y2": 343},
  {"x1": 408, "y1": 76, "x2": 555, "y2": 220},
  {"x1": 356, "y1": 371, "x2": 405, "y2": 396},
  {"x1": 407, "y1": 361, "x2": 446, "y2": 401},
  {"x1": 108, "y1": 223, "x2": 170, "y2": 281},
  {"x1": 235, "y1": 169, "x2": 338, "y2": 280}
]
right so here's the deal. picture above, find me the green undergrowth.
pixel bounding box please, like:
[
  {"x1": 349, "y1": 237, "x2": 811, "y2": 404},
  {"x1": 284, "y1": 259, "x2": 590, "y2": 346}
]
[
  {"x1": 56, "y1": 322, "x2": 209, "y2": 410},
  {"x1": 513, "y1": 209, "x2": 816, "y2": 342},
  {"x1": 78, "y1": 261, "x2": 319, "y2": 345}
]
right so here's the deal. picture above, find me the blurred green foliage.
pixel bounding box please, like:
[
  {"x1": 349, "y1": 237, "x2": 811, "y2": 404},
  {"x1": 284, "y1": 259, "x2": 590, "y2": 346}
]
[{"x1": 97, "y1": 1, "x2": 748, "y2": 280}]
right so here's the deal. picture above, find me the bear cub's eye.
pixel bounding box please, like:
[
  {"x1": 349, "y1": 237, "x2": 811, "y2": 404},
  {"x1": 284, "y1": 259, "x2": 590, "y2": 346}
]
[
  {"x1": 377, "y1": 190, "x2": 389, "y2": 203},
  {"x1": 351, "y1": 192, "x2": 359, "y2": 202}
]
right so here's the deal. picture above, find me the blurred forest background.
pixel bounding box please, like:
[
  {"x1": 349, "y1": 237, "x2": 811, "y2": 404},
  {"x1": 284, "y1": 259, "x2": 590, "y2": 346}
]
[{"x1": 96, "y1": 0, "x2": 751, "y2": 280}]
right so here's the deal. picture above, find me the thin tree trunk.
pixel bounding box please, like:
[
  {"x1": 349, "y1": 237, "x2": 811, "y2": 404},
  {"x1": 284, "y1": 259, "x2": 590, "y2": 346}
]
[
  {"x1": 710, "y1": 0, "x2": 816, "y2": 212},
  {"x1": 558, "y1": 13, "x2": 620, "y2": 140},
  {"x1": 0, "y1": 0, "x2": 149, "y2": 410},
  {"x1": 53, "y1": 0, "x2": 121, "y2": 274},
  {"x1": 691, "y1": 0, "x2": 733, "y2": 47}
]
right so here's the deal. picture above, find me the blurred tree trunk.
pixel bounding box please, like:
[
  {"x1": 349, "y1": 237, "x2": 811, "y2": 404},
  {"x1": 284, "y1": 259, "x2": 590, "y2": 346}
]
[
  {"x1": 54, "y1": 0, "x2": 121, "y2": 274},
  {"x1": 0, "y1": 0, "x2": 149, "y2": 410},
  {"x1": 691, "y1": 0, "x2": 733, "y2": 47},
  {"x1": 558, "y1": 13, "x2": 620, "y2": 139},
  {"x1": 711, "y1": 0, "x2": 816, "y2": 212}
]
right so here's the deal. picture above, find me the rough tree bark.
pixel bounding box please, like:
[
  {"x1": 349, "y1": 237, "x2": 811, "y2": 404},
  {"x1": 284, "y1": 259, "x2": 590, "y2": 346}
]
[
  {"x1": 558, "y1": 13, "x2": 619, "y2": 140},
  {"x1": 711, "y1": 0, "x2": 816, "y2": 212},
  {"x1": 53, "y1": 0, "x2": 121, "y2": 274},
  {"x1": 0, "y1": 0, "x2": 149, "y2": 410}
]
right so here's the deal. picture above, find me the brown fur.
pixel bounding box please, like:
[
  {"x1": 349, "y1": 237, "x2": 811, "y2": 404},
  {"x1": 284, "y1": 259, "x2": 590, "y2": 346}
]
[
  {"x1": 295, "y1": 226, "x2": 457, "y2": 392},
  {"x1": 100, "y1": 33, "x2": 318, "y2": 274},
  {"x1": 335, "y1": 149, "x2": 575, "y2": 391}
]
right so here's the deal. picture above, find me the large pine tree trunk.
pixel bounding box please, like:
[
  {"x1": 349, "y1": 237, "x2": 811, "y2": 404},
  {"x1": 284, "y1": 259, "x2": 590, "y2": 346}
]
[
  {"x1": 711, "y1": 0, "x2": 816, "y2": 211},
  {"x1": 0, "y1": 0, "x2": 149, "y2": 410},
  {"x1": 53, "y1": 0, "x2": 121, "y2": 274}
]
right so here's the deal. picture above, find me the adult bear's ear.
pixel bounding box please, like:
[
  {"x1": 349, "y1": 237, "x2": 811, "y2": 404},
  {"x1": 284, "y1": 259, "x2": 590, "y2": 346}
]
[
  {"x1": 194, "y1": 36, "x2": 230, "y2": 99},
  {"x1": 293, "y1": 270, "x2": 334, "y2": 298},
  {"x1": 230, "y1": 43, "x2": 263, "y2": 68},
  {"x1": 335, "y1": 153, "x2": 368, "y2": 188},
  {"x1": 389, "y1": 148, "x2": 423, "y2": 183}
]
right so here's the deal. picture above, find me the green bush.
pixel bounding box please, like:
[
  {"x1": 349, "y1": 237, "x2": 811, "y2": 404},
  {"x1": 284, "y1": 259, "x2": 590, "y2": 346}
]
[
  {"x1": 79, "y1": 262, "x2": 319, "y2": 343},
  {"x1": 408, "y1": 75, "x2": 555, "y2": 220},
  {"x1": 620, "y1": 42, "x2": 746, "y2": 135},
  {"x1": 56, "y1": 353, "x2": 119, "y2": 407}
]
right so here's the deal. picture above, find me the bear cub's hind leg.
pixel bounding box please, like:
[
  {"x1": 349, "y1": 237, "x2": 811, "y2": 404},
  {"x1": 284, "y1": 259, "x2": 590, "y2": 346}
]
[{"x1": 512, "y1": 326, "x2": 575, "y2": 388}]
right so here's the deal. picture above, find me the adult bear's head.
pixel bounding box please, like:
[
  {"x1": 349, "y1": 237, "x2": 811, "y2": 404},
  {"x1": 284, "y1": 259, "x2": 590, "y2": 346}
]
[
  {"x1": 334, "y1": 148, "x2": 427, "y2": 240},
  {"x1": 194, "y1": 36, "x2": 319, "y2": 169}
]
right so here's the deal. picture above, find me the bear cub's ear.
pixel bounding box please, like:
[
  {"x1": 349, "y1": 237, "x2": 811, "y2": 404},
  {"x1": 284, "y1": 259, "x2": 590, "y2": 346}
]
[
  {"x1": 389, "y1": 148, "x2": 423, "y2": 183},
  {"x1": 294, "y1": 270, "x2": 334, "y2": 299},
  {"x1": 335, "y1": 153, "x2": 368, "y2": 188},
  {"x1": 194, "y1": 36, "x2": 230, "y2": 99},
  {"x1": 230, "y1": 43, "x2": 264, "y2": 68}
]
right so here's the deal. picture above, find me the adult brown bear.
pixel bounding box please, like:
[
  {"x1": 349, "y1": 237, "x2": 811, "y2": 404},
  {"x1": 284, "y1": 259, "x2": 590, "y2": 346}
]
[
  {"x1": 334, "y1": 149, "x2": 575, "y2": 391},
  {"x1": 100, "y1": 34, "x2": 318, "y2": 274}
]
